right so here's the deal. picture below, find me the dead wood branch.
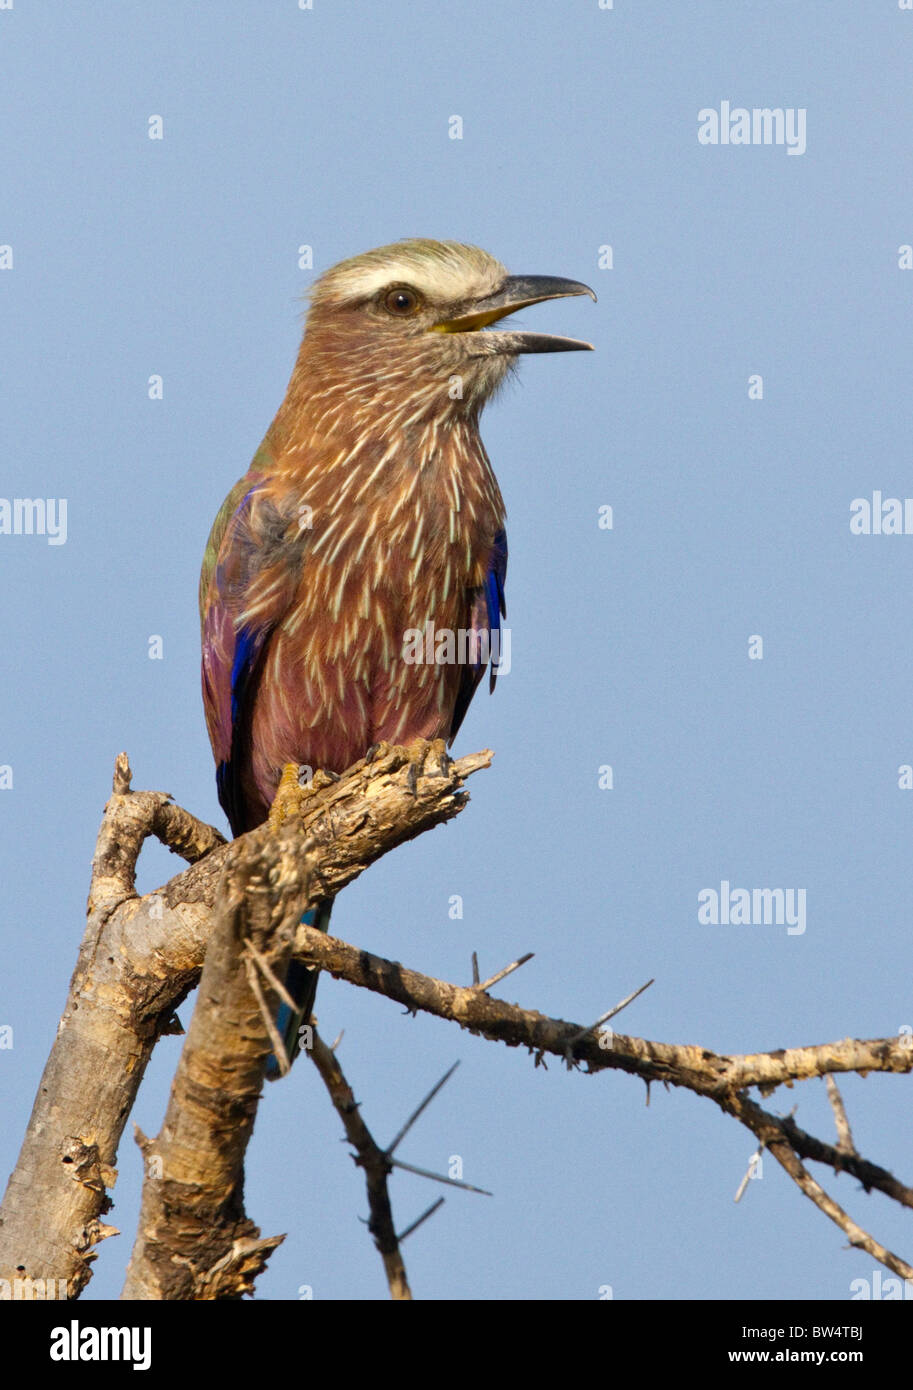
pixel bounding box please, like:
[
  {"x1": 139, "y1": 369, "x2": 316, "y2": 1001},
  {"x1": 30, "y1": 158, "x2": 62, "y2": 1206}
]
[
  {"x1": 121, "y1": 834, "x2": 310, "y2": 1299},
  {"x1": 308, "y1": 1032, "x2": 411, "y2": 1301},
  {"x1": 286, "y1": 925, "x2": 913, "y2": 1281},
  {"x1": 0, "y1": 740, "x2": 486, "y2": 1298},
  {"x1": 1, "y1": 737, "x2": 910, "y2": 1299}
]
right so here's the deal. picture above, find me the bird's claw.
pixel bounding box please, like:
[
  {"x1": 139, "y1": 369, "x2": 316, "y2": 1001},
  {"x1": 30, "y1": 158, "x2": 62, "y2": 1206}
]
[{"x1": 268, "y1": 763, "x2": 336, "y2": 830}]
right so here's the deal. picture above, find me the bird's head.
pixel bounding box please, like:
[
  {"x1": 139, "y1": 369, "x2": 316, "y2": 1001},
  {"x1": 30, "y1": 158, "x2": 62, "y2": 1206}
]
[{"x1": 296, "y1": 239, "x2": 595, "y2": 426}]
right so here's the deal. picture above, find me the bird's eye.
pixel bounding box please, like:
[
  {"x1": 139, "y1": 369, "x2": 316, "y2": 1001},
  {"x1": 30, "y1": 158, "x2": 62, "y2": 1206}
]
[{"x1": 383, "y1": 287, "x2": 421, "y2": 316}]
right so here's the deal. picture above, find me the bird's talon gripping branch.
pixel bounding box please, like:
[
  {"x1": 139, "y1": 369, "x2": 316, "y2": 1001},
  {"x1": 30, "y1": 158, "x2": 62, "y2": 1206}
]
[
  {"x1": 267, "y1": 763, "x2": 301, "y2": 830},
  {"x1": 268, "y1": 763, "x2": 336, "y2": 830},
  {"x1": 419, "y1": 738, "x2": 450, "y2": 778}
]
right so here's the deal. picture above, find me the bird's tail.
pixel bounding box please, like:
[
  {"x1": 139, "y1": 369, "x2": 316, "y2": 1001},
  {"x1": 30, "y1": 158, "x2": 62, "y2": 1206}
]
[{"x1": 265, "y1": 899, "x2": 333, "y2": 1081}]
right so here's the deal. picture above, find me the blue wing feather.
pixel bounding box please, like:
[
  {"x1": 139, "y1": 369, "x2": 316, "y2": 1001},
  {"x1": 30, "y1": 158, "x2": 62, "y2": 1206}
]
[
  {"x1": 204, "y1": 482, "x2": 288, "y2": 835},
  {"x1": 217, "y1": 621, "x2": 272, "y2": 836},
  {"x1": 449, "y1": 527, "x2": 508, "y2": 740}
]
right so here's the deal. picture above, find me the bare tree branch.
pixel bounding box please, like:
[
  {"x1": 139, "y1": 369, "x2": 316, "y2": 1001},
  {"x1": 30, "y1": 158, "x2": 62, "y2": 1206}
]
[
  {"x1": 826, "y1": 1075, "x2": 857, "y2": 1155},
  {"x1": 122, "y1": 832, "x2": 311, "y2": 1299},
  {"x1": 308, "y1": 1032, "x2": 412, "y2": 1301},
  {"x1": 0, "y1": 740, "x2": 488, "y2": 1298},
  {"x1": 2, "y1": 738, "x2": 910, "y2": 1300},
  {"x1": 285, "y1": 924, "x2": 913, "y2": 1282},
  {"x1": 288, "y1": 924, "x2": 913, "y2": 1094},
  {"x1": 721, "y1": 1090, "x2": 913, "y2": 1280}
]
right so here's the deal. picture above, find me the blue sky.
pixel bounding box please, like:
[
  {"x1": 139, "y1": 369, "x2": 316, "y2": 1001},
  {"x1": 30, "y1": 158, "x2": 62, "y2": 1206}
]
[{"x1": 1, "y1": 0, "x2": 911, "y2": 1301}]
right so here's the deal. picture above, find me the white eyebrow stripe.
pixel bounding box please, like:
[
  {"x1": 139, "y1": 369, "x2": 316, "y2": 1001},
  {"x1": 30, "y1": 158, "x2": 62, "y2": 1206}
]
[{"x1": 319, "y1": 253, "x2": 506, "y2": 307}]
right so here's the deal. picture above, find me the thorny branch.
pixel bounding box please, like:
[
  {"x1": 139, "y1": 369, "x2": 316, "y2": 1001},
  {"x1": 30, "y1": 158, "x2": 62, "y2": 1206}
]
[
  {"x1": 0, "y1": 740, "x2": 910, "y2": 1300},
  {"x1": 287, "y1": 922, "x2": 913, "y2": 1282},
  {"x1": 308, "y1": 1031, "x2": 411, "y2": 1300}
]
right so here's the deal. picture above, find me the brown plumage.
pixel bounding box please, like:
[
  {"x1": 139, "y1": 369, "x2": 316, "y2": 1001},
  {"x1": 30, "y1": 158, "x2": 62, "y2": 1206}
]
[
  {"x1": 199, "y1": 239, "x2": 594, "y2": 1071},
  {"x1": 200, "y1": 239, "x2": 594, "y2": 833}
]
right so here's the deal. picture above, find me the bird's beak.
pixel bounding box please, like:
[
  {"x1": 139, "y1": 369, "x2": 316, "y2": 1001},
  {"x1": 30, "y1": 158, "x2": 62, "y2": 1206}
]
[{"x1": 431, "y1": 274, "x2": 596, "y2": 353}]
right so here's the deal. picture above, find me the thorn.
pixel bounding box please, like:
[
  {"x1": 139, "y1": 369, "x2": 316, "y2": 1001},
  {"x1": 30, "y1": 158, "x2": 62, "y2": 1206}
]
[
  {"x1": 241, "y1": 956, "x2": 290, "y2": 1076},
  {"x1": 391, "y1": 1158, "x2": 492, "y2": 1196},
  {"x1": 243, "y1": 940, "x2": 297, "y2": 1011},
  {"x1": 471, "y1": 951, "x2": 480, "y2": 985},
  {"x1": 385, "y1": 1061, "x2": 460, "y2": 1157},
  {"x1": 330, "y1": 1029, "x2": 344, "y2": 1052},
  {"x1": 476, "y1": 952, "x2": 534, "y2": 993},
  {"x1": 734, "y1": 1144, "x2": 765, "y2": 1203},
  {"x1": 564, "y1": 978, "x2": 655, "y2": 1059},
  {"x1": 396, "y1": 1197, "x2": 445, "y2": 1243}
]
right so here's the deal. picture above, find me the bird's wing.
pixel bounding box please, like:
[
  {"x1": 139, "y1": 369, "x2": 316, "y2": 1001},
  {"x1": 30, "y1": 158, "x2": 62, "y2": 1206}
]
[
  {"x1": 449, "y1": 526, "x2": 508, "y2": 742},
  {"x1": 200, "y1": 464, "x2": 308, "y2": 834}
]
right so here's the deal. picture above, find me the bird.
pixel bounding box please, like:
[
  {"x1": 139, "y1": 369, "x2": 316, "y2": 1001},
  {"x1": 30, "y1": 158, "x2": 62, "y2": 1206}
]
[{"x1": 199, "y1": 239, "x2": 594, "y2": 1078}]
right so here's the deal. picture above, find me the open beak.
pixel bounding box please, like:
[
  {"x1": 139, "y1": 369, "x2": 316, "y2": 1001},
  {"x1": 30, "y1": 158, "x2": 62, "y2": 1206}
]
[{"x1": 432, "y1": 274, "x2": 596, "y2": 354}]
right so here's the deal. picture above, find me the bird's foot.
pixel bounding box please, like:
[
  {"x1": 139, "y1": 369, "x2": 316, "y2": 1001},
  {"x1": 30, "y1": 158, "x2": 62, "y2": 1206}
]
[
  {"x1": 364, "y1": 737, "x2": 450, "y2": 780},
  {"x1": 268, "y1": 762, "x2": 338, "y2": 831}
]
